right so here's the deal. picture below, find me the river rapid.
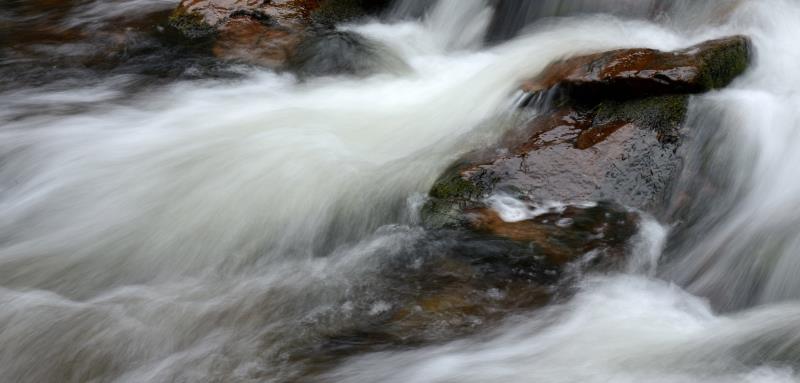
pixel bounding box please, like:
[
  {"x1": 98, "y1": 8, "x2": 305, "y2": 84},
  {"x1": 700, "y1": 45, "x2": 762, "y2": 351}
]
[{"x1": 2, "y1": 0, "x2": 800, "y2": 382}]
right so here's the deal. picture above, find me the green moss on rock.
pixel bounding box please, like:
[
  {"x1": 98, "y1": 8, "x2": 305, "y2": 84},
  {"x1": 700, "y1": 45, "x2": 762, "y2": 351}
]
[
  {"x1": 420, "y1": 197, "x2": 466, "y2": 229},
  {"x1": 695, "y1": 36, "x2": 752, "y2": 90},
  {"x1": 421, "y1": 168, "x2": 485, "y2": 228},
  {"x1": 429, "y1": 172, "x2": 480, "y2": 200},
  {"x1": 595, "y1": 95, "x2": 689, "y2": 141},
  {"x1": 168, "y1": 12, "x2": 216, "y2": 40}
]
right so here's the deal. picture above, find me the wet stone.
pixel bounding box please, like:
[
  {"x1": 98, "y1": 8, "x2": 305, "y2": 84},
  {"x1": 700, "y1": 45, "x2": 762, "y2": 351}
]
[
  {"x1": 522, "y1": 35, "x2": 751, "y2": 102},
  {"x1": 168, "y1": 0, "x2": 393, "y2": 69},
  {"x1": 424, "y1": 36, "x2": 752, "y2": 229},
  {"x1": 287, "y1": 197, "x2": 639, "y2": 380}
]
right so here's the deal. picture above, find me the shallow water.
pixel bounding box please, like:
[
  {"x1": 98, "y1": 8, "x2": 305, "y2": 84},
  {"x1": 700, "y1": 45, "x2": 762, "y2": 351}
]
[{"x1": 2, "y1": 0, "x2": 800, "y2": 382}]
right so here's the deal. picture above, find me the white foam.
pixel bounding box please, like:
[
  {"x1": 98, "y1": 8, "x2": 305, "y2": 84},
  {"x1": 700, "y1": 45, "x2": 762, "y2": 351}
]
[{"x1": 486, "y1": 193, "x2": 598, "y2": 222}]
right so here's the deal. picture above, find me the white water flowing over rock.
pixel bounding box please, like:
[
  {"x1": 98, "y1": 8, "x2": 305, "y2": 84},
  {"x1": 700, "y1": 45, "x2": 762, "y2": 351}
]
[
  {"x1": 2, "y1": 0, "x2": 800, "y2": 382},
  {"x1": 327, "y1": 275, "x2": 800, "y2": 383}
]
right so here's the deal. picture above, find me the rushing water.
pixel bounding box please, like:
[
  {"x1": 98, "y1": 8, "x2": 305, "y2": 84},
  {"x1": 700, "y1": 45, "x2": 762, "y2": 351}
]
[{"x1": 2, "y1": 0, "x2": 800, "y2": 382}]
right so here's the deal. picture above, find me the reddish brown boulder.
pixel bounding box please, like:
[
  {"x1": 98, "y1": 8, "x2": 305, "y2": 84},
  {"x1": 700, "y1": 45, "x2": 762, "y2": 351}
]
[
  {"x1": 168, "y1": 0, "x2": 317, "y2": 66},
  {"x1": 522, "y1": 36, "x2": 751, "y2": 100},
  {"x1": 168, "y1": 0, "x2": 391, "y2": 68},
  {"x1": 171, "y1": 0, "x2": 319, "y2": 31},
  {"x1": 212, "y1": 16, "x2": 303, "y2": 68}
]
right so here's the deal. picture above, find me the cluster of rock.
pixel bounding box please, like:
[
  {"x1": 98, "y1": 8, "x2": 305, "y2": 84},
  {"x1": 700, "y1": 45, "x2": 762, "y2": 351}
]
[
  {"x1": 295, "y1": 36, "x2": 753, "y2": 368},
  {"x1": 1, "y1": 0, "x2": 397, "y2": 88},
  {"x1": 160, "y1": 2, "x2": 754, "y2": 366}
]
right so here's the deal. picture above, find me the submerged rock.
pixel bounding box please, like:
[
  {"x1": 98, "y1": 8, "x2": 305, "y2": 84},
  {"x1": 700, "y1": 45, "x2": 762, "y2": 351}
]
[
  {"x1": 288, "y1": 30, "x2": 408, "y2": 78},
  {"x1": 293, "y1": 200, "x2": 639, "y2": 376},
  {"x1": 168, "y1": 0, "x2": 392, "y2": 70},
  {"x1": 296, "y1": 214, "x2": 636, "y2": 370}
]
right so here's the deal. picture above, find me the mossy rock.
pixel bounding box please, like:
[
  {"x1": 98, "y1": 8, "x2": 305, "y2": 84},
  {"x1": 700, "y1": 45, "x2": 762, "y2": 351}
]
[
  {"x1": 428, "y1": 171, "x2": 481, "y2": 200},
  {"x1": 594, "y1": 95, "x2": 690, "y2": 142},
  {"x1": 422, "y1": 168, "x2": 488, "y2": 229},
  {"x1": 423, "y1": 37, "x2": 749, "y2": 230},
  {"x1": 526, "y1": 35, "x2": 752, "y2": 103},
  {"x1": 694, "y1": 36, "x2": 752, "y2": 90},
  {"x1": 168, "y1": 12, "x2": 216, "y2": 41}
]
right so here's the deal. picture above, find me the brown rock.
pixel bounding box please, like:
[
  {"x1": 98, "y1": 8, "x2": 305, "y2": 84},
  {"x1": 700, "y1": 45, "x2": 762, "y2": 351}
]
[
  {"x1": 421, "y1": 36, "x2": 753, "y2": 285},
  {"x1": 456, "y1": 95, "x2": 688, "y2": 214},
  {"x1": 212, "y1": 17, "x2": 302, "y2": 68},
  {"x1": 426, "y1": 36, "x2": 753, "y2": 233},
  {"x1": 168, "y1": 0, "x2": 392, "y2": 68},
  {"x1": 467, "y1": 202, "x2": 638, "y2": 265},
  {"x1": 522, "y1": 35, "x2": 751, "y2": 101},
  {"x1": 574, "y1": 120, "x2": 631, "y2": 150},
  {"x1": 173, "y1": 0, "x2": 319, "y2": 28},
  {"x1": 169, "y1": 0, "x2": 322, "y2": 66}
]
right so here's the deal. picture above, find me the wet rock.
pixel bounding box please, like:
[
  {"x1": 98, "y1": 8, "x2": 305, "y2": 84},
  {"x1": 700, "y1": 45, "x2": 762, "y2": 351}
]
[
  {"x1": 522, "y1": 36, "x2": 751, "y2": 101},
  {"x1": 467, "y1": 203, "x2": 638, "y2": 265},
  {"x1": 294, "y1": 201, "x2": 638, "y2": 375},
  {"x1": 168, "y1": 0, "x2": 315, "y2": 67},
  {"x1": 423, "y1": 36, "x2": 752, "y2": 266},
  {"x1": 424, "y1": 95, "x2": 688, "y2": 228},
  {"x1": 168, "y1": 0, "x2": 392, "y2": 69},
  {"x1": 212, "y1": 16, "x2": 303, "y2": 68},
  {"x1": 297, "y1": 215, "x2": 632, "y2": 367}
]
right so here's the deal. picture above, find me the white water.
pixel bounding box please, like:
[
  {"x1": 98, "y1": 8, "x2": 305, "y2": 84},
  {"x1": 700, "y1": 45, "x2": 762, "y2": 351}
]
[
  {"x1": 328, "y1": 275, "x2": 800, "y2": 383},
  {"x1": 2, "y1": 0, "x2": 800, "y2": 382}
]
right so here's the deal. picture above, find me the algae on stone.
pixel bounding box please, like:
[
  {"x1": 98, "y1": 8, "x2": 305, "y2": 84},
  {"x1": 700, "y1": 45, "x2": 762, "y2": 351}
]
[
  {"x1": 168, "y1": 12, "x2": 217, "y2": 40},
  {"x1": 694, "y1": 36, "x2": 751, "y2": 90}
]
